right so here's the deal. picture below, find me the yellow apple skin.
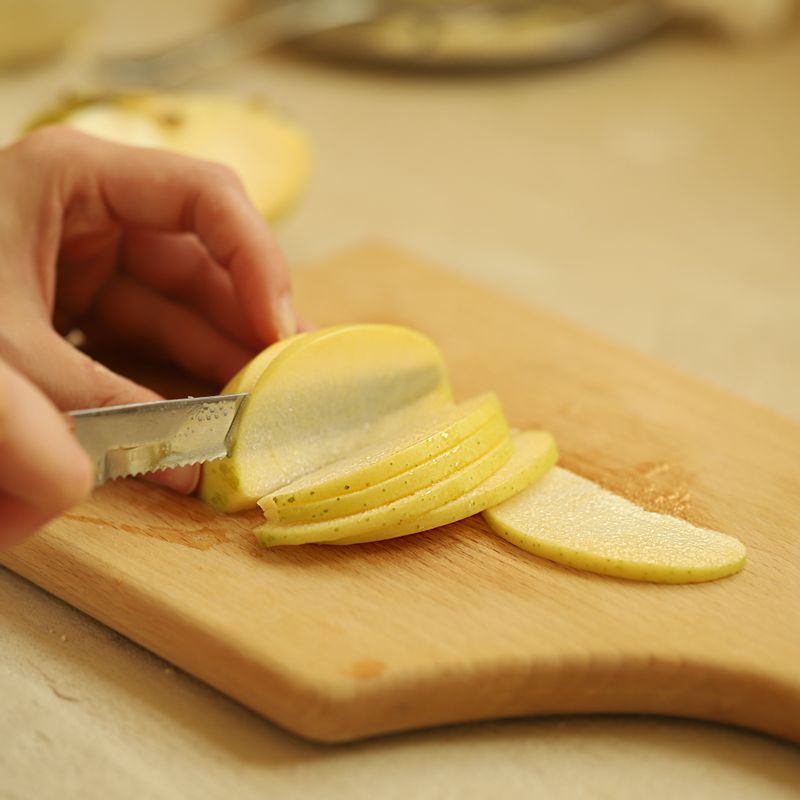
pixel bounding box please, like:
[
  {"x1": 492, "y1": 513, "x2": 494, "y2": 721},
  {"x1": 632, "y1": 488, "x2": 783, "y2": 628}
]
[
  {"x1": 261, "y1": 409, "x2": 510, "y2": 524},
  {"x1": 255, "y1": 437, "x2": 514, "y2": 547},
  {"x1": 331, "y1": 430, "x2": 558, "y2": 545},
  {"x1": 483, "y1": 467, "x2": 746, "y2": 584},
  {"x1": 268, "y1": 393, "x2": 503, "y2": 510},
  {"x1": 222, "y1": 332, "x2": 309, "y2": 394},
  {"x1": 200, "y1": 324, "x2": 452, "y2": 512}
]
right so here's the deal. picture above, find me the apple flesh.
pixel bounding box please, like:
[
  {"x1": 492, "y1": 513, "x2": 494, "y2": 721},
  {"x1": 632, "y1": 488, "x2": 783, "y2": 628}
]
[{"x1": 483, "y1": 467, "x2": 746, "y2": 583}]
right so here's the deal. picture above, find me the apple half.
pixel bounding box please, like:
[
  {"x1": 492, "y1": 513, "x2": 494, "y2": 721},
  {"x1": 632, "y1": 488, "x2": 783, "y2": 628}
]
[
  {"x1": 199, "y1": 324, "x2": 453, "y2": 512},
  {"x1": 28, "y1": 91, "x2": 311, "y2": 221}
]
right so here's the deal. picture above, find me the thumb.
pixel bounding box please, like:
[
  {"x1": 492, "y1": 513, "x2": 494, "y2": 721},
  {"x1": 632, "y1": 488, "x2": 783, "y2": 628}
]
[{"x1": 36, "y1": 332, "x2": 199, "y2": 494}]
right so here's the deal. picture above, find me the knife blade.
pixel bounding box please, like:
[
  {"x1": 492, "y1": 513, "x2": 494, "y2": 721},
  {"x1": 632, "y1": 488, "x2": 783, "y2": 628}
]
[{"x1": 69, "y1": 393, "x2": 248, "y2": 485}]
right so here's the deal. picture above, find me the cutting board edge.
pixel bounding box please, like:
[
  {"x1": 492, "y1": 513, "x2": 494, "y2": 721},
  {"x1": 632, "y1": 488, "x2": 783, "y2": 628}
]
[
  {"x1": 0, "y1": 541, "x2": 353, "y2": 737},
  {"x1": 4, "y1": 539, "x2": 800, "y2": 746}
]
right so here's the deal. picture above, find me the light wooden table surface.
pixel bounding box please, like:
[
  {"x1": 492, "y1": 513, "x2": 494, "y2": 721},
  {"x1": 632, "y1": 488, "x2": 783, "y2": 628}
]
[{"x1": 2, "y1": 1, "x2": 799, "y2": 798}]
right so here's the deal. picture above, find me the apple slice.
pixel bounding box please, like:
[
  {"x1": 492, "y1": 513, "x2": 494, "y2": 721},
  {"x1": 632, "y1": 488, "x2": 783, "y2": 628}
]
[
  {"x1": 30, "y1": 92, "x2": 311, "y2": 220},
  {"x1": 268, "y1": 392, "x2": 502, "y2": 509},
  {"x1": 262, "y1": 411, "x2": 509, "y2": 523},
  {"x1": 259, "y1": 394, "x2": 508, "y2": 521},
  {"x1": 483, "y1": 467, "x2": 746, "y2": 583},
  {"x1": 255, "y1": 436, "x2": 514, "y2": 547},
  {"x1": 199, "y1": 324, "x2": 452, "y2": 512},
  {"x1": 331, "y1": 430, "x2": 558, "y2": 545}
]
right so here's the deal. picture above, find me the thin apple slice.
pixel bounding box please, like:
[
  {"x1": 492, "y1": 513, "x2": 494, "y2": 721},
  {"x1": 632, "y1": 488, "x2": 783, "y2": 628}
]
[
  {"x1": 260, "y1": 396, "x2": 507, "y2": 523},
  {"x1": 262, "y1": 412, "x2": 509, "y2": 523},
  {"x1": 268, "y1": 392, "x2": 502, "y2": 510},
  {"x1": 331, "y1": 430, "x2": 557, "y2": 545},
  {"x1": 255, "y1": 437, "x2": 514, "y2": 546},
  {"x1": 200, "y1": 324, "x2": 452, "y2": 512},
  {"x1": 483, "y1": 467, "x2": 746, "y2": 583}
]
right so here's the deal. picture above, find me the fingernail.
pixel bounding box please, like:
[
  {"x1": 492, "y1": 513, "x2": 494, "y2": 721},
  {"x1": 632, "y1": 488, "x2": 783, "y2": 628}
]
[{"x1": 276, "y1": 293, "x2": 297, "y2": 340}]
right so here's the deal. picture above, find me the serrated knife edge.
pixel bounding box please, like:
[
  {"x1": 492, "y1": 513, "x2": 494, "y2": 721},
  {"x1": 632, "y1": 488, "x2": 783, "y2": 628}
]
[{"x1": 68, "y1": 393, "x2": 248, "y2": 484}]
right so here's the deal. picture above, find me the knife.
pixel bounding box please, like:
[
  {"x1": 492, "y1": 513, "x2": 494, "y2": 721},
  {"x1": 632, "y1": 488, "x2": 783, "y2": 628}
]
[{"x1": 69, "y1": 394, "x2": 248, "y2": 485}]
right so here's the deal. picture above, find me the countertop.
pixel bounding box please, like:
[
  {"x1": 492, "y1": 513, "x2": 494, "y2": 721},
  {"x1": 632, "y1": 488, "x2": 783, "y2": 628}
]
[{"x1": 1, "y1": 1, "x2": 799, "y2": 798}]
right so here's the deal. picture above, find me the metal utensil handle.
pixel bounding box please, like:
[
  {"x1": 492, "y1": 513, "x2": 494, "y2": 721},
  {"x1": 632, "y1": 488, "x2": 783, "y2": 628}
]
[{"x1": 102, "y1": 0, "x2": 382, "y2": 87}]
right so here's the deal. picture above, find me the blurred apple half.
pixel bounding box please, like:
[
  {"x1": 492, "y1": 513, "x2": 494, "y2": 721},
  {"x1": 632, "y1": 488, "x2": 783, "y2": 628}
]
[{"x1": 28, "y1": 92, "x2": 311, "y2": 221}]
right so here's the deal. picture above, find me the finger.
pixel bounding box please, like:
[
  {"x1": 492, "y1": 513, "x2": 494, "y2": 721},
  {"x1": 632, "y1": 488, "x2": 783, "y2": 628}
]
[
  {"x1": 0, "y1": 358, "x2": 92, "y2": 517},
  {"x1": 0, "y1": 493, "x2": 55, "y2": 549},
  {"x1": 120, "y1": 230, "x2": 261, "y2": 350},
  {"x1": 88, "y1": 273, "x2": 253, "y2": 386},
  {"x1": 54, "y1": 227, "x2": 121, "y2": 330},
  {"x1": 28, "y1": 128, "x2": 296, "y2": 345}
]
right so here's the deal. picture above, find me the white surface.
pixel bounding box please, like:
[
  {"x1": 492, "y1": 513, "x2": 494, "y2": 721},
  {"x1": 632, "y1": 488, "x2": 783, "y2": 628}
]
[{"x1": 1, "y1": 1, "x2": 799, "y2": 797}]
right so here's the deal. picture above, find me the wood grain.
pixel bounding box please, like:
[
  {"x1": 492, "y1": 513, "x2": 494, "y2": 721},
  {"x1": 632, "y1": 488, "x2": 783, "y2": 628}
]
[{"x1": 3, "y1": 243, "x2": 799, "y2": 743}]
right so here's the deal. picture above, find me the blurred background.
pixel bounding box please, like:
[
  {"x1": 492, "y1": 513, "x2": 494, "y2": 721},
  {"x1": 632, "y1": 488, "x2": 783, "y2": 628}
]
[{"x1": 1, "y1": 0, "x2": 797, "y2": 418}]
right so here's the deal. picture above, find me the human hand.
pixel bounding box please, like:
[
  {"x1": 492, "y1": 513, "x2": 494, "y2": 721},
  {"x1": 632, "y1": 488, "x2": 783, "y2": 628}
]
[
  {"x1": 0, "y1": 126, "x2": 297, "y2": 501},
  {"x1": 0, "y1": 356, "x2": 92, "y2": 548}
]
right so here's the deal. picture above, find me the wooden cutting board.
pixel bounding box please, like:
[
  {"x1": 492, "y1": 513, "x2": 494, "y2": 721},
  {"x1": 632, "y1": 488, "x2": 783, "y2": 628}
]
[{"x1": 3, "y1": 243, "x2": 799, "y2": 744}]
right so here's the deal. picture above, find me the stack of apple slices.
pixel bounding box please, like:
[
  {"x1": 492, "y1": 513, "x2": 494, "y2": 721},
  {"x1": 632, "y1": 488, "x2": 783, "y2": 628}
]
[
  {"x1": 198, "y1": 324, "x2": 558, "y2": 546},
  {"x1": 258, "y1": 429, "x2": 557, "y2": 547}
]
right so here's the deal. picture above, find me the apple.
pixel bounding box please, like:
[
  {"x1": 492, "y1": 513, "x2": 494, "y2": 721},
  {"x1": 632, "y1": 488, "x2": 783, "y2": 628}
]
[
  {"x1": 199, "y1": 324, "x2": 452, "y2": 512},
  {"x1": 331, "y1": 430, "x2": 558, "y2": 545},
  {"x1": 221, "y1": 332, "x2": 309, "y2": 394},
  {"x1": 28, "y1": 91, "x2": 311, "y2": 221},
  {"x1": 255, "y1": 435, "x2": 515, "y2": 547},
  {"x1": 483, "y1": 467, "x2": 746, "y2": 583},
  {"x1": 268, "y1": 392, "x2": 503, "y2": 509},
  {"x1": 261, "y1": 396, "x2": 508, "y2": 523}
]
